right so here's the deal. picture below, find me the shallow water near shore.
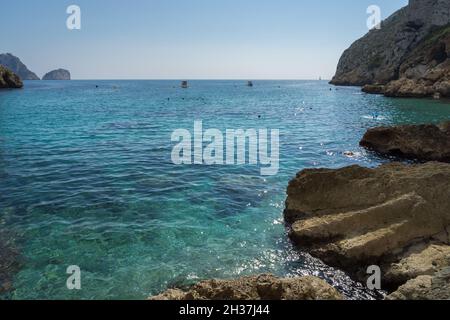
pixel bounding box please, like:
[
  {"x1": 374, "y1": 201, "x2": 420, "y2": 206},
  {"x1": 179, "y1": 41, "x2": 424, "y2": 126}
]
[{"x1": 1, "y1": 80, "x2": 450, "y2": 300}]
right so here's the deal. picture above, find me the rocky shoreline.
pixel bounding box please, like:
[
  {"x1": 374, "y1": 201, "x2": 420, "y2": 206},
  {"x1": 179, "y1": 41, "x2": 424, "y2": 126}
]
[
  {"x1": 150, "y1": 275, "x2": 343, "y2": 300},
  {"x1": 285, "y1": 161, "x2": 450, "y2": 299}
]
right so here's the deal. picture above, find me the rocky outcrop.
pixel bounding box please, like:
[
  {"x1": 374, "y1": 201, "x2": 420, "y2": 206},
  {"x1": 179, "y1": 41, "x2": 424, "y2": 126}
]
[
  {"x1": 0, "y1": 53, "x2": 39, "y2": 80},
  {"x1": 0, "y1": 65, "x2": 23, "y2": 89},
  {"x1": 284, "y1": 162, "x2": 450, "y2": 298},
  {"x1": 42, "y1": 69, "x2": 71, "y2": 80},
  {"x1": 360, "y1": 121, "x2": 450, "y2": 162},
  {"x1": 387, "y1": 267, "x2": 450, "y2": 300},
  {"x1": 362, "y1": 84, "x2": 385, "y2": 94},
  {"x1": 149, "y1": 274, "x2": 343, "y2": 300},
  {"x1": 331, "y1": 0, "x2": 450, "y2": 98}
]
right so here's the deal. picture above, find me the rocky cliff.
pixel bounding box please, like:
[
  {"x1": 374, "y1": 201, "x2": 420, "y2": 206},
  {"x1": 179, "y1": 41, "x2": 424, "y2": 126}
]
[
  {"x1": 331, "y1": 0, "x2": 450, "y2": 98},
  {"x1": 0, "y1": 53, "x2": 39, "y2": 80},
  {"x1": 0, "y1": 65, "x2": 23, "y2": 89},
  {"x1": 42, "y1": 69, "x2": 71, "y2": 80},
  {"x1": 360, "y1": 121, "x2": 450, "y2": 162}
]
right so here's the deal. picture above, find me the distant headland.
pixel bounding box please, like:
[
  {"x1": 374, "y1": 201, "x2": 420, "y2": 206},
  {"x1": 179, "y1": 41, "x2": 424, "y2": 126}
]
[{"x1": 331, "y1": 0, "x2": 450, "y2": 99}]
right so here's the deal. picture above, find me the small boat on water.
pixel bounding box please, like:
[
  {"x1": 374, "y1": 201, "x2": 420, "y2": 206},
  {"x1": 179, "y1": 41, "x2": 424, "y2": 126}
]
[
  {"x1": 247, "y1": 81, "x2": 253, "y2": 87},
  {"x1": 181, "y1": 81, "x2": 188, "y2": 88}
]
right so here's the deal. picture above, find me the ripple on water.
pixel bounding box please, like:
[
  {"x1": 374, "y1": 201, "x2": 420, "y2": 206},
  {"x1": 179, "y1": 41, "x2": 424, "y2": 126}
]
[{"x1": 1, "y1": 80, "x2": 450, "y2": 299}]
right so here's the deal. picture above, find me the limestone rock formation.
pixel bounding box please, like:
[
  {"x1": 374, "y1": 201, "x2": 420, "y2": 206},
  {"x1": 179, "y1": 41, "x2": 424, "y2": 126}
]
[
  {"x1": 42, "y1": 69, "x2": 71, "y2": 80},
  {"x1": 383, "y1": 25, "x2": 450, "y2": 98},
  {"x1": 0, "y1": 53, "x2": 39, "y2": 80},
  {"x1": 331, "y1": 0, "x2": 450, "y2": 98},
  {"x1": 387, "y1": 267, "x2": 450, "y2": 300},
  {"x1": 149, "y1": 274, "x2": 343, "y2": 300},
  {"x1": 360, "y1": 121, "x2": 450, "y2": 162},
  {"x1": 0, "y1": 65, "x2": 23, "y2": 89},
  {"x1": 284, "y1": 162, "x2": 450, "y2": 298}
]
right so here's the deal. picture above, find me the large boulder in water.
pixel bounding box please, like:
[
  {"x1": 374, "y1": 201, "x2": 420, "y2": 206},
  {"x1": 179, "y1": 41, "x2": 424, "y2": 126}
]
[
  {"x1": 360, "y1": 121, "x2": 450, "y2": 162},
  {"x1": 284, "y1": 162, "x2": 450, "y2": 299},
  {"x1": 42, "y1": 69, "x2": 71, "y2": 80},
  {"x1": 149, "y1": 274, "x2": 343, "y2": 300}
]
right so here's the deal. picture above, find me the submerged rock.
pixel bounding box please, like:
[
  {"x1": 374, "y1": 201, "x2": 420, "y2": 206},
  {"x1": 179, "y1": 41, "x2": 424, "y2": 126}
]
[
  {"x1": 284, "y1": 162, "x2": 450, "y2": 299},
  {"x1": 42, "y1": 69, "x2": 71, "y2": 80},
  {"x1": 360, "y1": 121, "x2": 450, "y2": 162},
  {"x1": 0, "y1": 230, "x2": 21, "y2": 294},
  {"x1": 149, "y1": 274, "x2": 343, "y2": 300},
  {"x1": 0, "y1": 65, "x2": 23, "y2": 89},
  {"x1": 0, "y1": 53, "x2": 39, "y2": 80}
]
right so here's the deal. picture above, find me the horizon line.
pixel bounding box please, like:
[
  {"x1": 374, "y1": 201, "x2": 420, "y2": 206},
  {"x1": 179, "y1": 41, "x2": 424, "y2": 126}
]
[{"x1": 26, "y1": 78, "x2": 332, "y2": 81}]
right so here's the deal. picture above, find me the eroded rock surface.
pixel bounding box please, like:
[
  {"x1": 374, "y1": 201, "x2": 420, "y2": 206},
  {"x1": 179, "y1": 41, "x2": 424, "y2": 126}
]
[
  {"x1": 284, "y1": 162, "x2": 450, "y2": 298},
  {"x1": 387, "y1": 267, "x2": 450, "y2": 300},
  {"x1": 0, "y1": 65, "x2": 23, "y2": 89},
  {"x1": 149, "y1": 274, "x2": 343, "y2": 300},
  {"x1": 360, "y1": 121, "x2": 450, "y2": 162}
]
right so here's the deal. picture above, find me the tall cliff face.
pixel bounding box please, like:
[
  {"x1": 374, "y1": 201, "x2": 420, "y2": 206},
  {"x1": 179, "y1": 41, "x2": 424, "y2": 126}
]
[
  {"x1": 0, "y1": 53, "x2": 39, "y2": 80},
  {"x1": 331, "y1": 0, "x2": 450, "y2": 87}
]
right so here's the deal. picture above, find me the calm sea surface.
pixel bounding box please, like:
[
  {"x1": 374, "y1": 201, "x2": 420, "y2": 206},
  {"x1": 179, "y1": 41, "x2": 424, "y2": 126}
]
[{"x1": 1, "y1": 80, "x2": 450, "y2": 299}]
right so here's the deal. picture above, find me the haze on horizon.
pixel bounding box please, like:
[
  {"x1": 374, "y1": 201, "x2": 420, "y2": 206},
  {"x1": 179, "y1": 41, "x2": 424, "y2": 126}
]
[{"x1": 1, "y1": 0, "x2": 408, "y2": 80}]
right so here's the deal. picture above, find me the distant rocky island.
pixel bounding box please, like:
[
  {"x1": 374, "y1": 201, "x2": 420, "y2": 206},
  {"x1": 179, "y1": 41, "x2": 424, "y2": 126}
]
[
  {"x1": 0, "y1": 53, "x2": 39, "y2": 80},
  {"x1": 42, "y1": 69, "x2": 71, "y2": 80},
  {"x1": 0, "y1": 53, "x2": 71, "y2": 85},
  {"x1": 331, "y1": 0, "x2": 450, "y2": 99}
]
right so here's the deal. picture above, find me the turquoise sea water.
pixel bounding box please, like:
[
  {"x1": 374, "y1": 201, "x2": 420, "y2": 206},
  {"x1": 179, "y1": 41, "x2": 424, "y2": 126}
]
[{"x1": 1, "y1": 80, "x2": 450, "y2": 300}]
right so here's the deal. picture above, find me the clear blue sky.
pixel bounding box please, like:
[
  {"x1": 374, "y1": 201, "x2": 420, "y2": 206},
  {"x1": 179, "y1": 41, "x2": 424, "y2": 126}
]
[{"x1": 1, "y1": 0, "x2": 408, "y2": 79}]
